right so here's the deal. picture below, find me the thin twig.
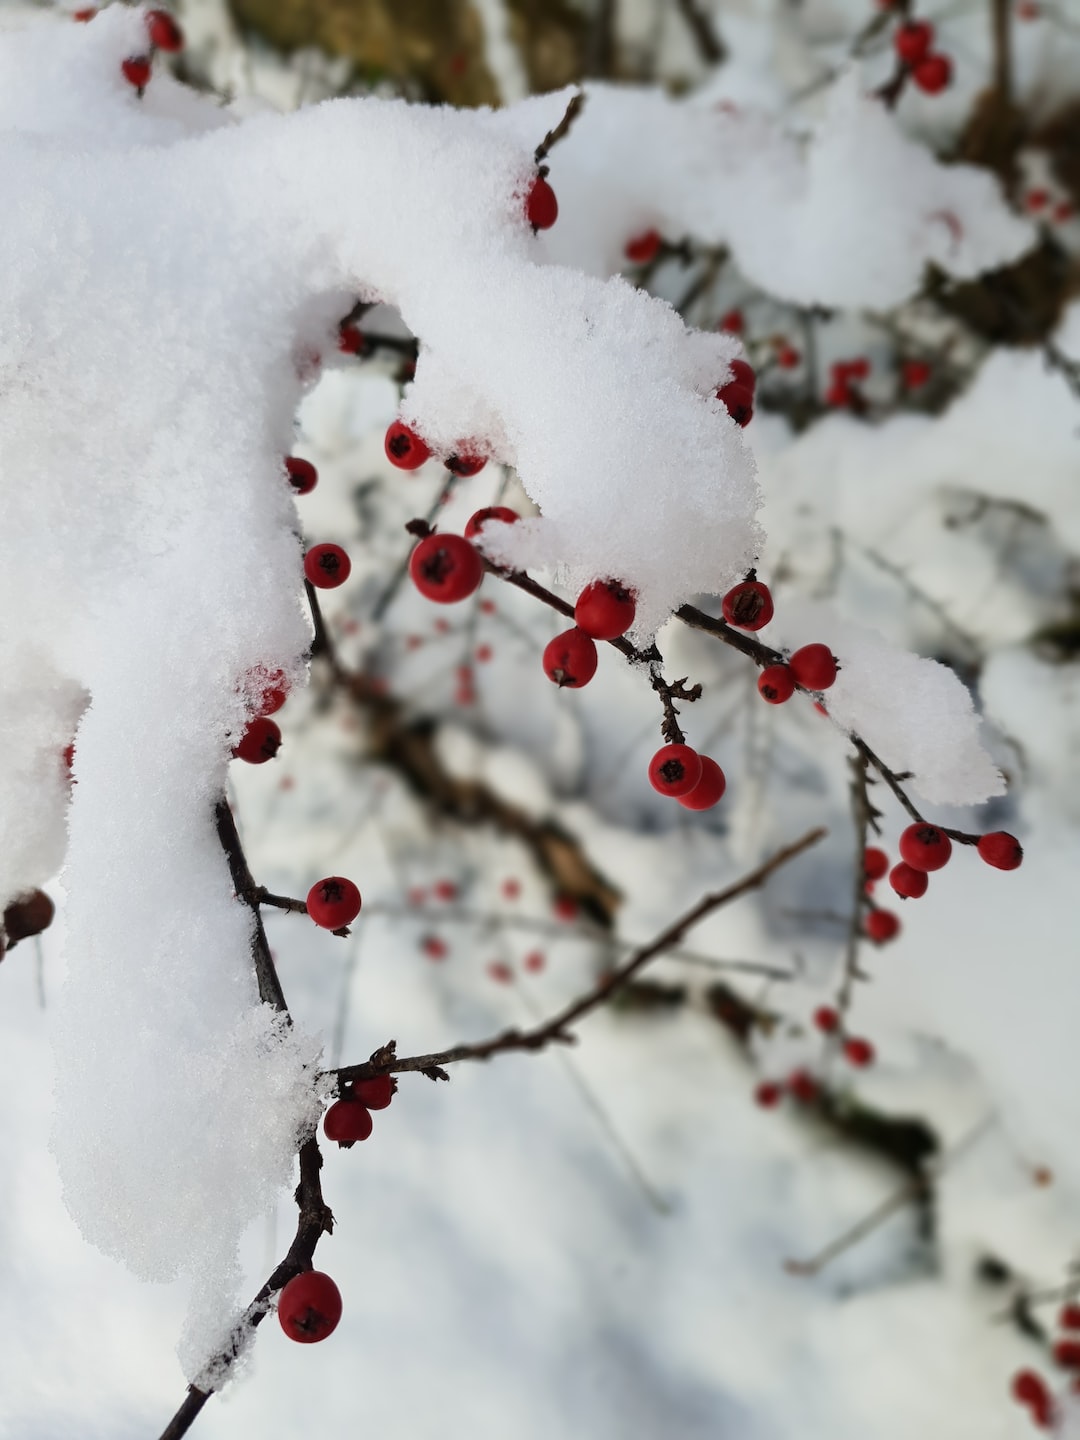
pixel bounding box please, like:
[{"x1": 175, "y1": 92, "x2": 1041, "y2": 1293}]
[
  {"x1": 674, "y1": 0, "x2": 726, "y2": 64},
  {"x1": 215, "y1": 800, "x2": 289, "y2": 1013},
  {"x1": 534, "y1": 92, "x2": 587, "y2": 168},
  {"x1": 329, "y1": 827, "x2": 826, "y2": 1087}
]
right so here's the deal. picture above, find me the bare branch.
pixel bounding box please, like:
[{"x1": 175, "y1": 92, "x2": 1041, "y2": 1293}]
[{"x1": 330, "y1": 826, "x2": 826, "y2": 1088}]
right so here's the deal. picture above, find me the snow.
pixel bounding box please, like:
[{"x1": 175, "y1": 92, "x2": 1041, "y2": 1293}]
[
  {"x1": 504, "y1": 76, "x2": 1034, "y2": 308},
  {"x1": 1, "y1": 0, "x2": 1074, "y2": 1432}
]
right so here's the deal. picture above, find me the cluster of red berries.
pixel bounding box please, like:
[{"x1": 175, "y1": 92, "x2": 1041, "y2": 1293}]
[
  {"x1": 868, "y1": 823, "x2": 1024, "y2": 907},
  {"x1": 113, "y1": 8, "x2": 183, "y2": 92},
  {"x1": 1010, "y1": 1304, "x2": 1080, "y2": 1426},
  {"x1": 892, "y1": 18, "x2": 952, "y2": 94},
  {"x1": 1025, "y1": 187, "x2": 1075, "y2": 226},
  {"x1": 826, "y1": 356, "x2": 870, "y2": 409},
  {"x1": 721, "y1": 573, "x2": 839, "y2": 706},
  {"x1": 232, "y1": 457, "x2": 342, "y2": 762}
]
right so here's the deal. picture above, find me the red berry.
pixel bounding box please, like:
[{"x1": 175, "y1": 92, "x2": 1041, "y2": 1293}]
[
  {"x1": 789, "y1": 644, "x2": 838, "y2": 691},
  {"x1": 1026, "y1": 189, "x2": 1050, "y2": 213},
  {"x1": 912, "y1": 52, "x2": 952, "y2": 93},
  {"x1": 977, "y1": 831, "x2": 1023, "y2": 870},
  {"x1": 304, "y1": 543, "x2": 351, "y2": 589},
  {"x1": 475, "y1": 644, "x2": 492, "y2": 663},
  {"x1": 1053, "y1": 201, "x2": 1074, "y2": 224},
  {"x1": 233, "y1": 717, "x2": 281, "y2": 764},
  {"x1": 890, "y1": 862, "x2": 928, "y2": 899},
  {"x1": 338, "y1": 324, "x2": 365, "y2": 356},
  {"x1": 1061, "y1": 1305, "x2": 1080, "y2": 1330},
  {"x1": 4, "y1": 890, "x2": 55, "y2": 944},
  {"x1": 351, "y1": 1074, "x2": 394, "y2": 1110},
  {"x1": 121, "y1": 56, "x2": 151, "y2": 89},
  {"x1": 553, "y1": 895, "x2": 578, "y2": 922},
  {"x1": 322, "y1": 1099, "x2": 373, "y2": 1147},
  {"x1": 787, "y1": 1069, "x2": 819, "y2": 1104},
  {"x1": 1012, "y1": 1369, "x2": 1051, "y2": 1410},
  {"x1": 717, "y1": 381, "x2": 754, "y2": 427},
  {"x1": 73, "y1": 7, "x2": 97, "y2": 19},
  {"x1": 814, "y1": 1005, "x2": 839, "y2": 1034},
  {"x1": 901, "y1": 359, "x2": 932, "y2": 390},
  {"x1": 729, "y1": 358, "x2": 756, "y2": 392},
  {"x1": 755, "y1": 1080, "x2": 782, "y2": 1108},
  {"x1": 865, "y1": 909, "x2": 901, "y2": 944},
  {"x1": 648, "y1": 744, "x2": 703, "y2": 798},
  {"x1": 574, "y1": 579, "x2": 637, "y2": 640},
  {"x1": 524, "y1": 950, "x2": 545, "y2": 973},
  {"x1": 758, "y1": 664, "x2": 795, "y2": 704},
  {"x1": 285, "y1": 456, "x2": 317, "y2": 496},
  {"x1": 898, "y1": 823, "x2": 953, "y2": 872},
  {"x1": 433, "y1": 880, "x2": 457, "y2": 901},
  {"x1": 464, "y1": 506, "x2": 518, "y2": 541},
  {"x1": 525, "y1": 176, "x2": 558, "y2": 230},
  {"x1": 777, "y1": 344, "x2": 801, "y2": 370},
  {"x1": 678, "y1": 756, "x2": 727, "y2": 810},
  {"x1": 843, "y1": 1037, "x2": 875, "y2": 1068},
  {"x1": 446, "y1": 450, "x2": 487, "y2": 478},
  {"x1": 145, "y1": 9, "x2": 183, "y2": 50},
  {"x1": 721, "y1": 579, "x2": 773, "y2": 630},
  {"x1": 826, "y1": 380, "x2": 853, "y2": 408},
  {"x1": 501, "y1": 878, "x2": 521, "y2": 900},
  {"x1": 1016, "y1": 0, "x2": 1040, "y2": 15},
  {"x1": 487, "y1": 961, "x2": 513, "y2": 984},
  {"x1": 385, "y1": 421, "x2": 431, "y2": 470},
  {"x1": 844, "y1": 357, "x2": 871, "y2": 381},
  {"x1": 1054, "y1": 1340, "x2": 1080, "y2": 1370},
  {"x1": 409, "y1": 534, "x2": 484, "y2": 604},
  {"x1": 306, "y1": 876, "x2": 362, "y2": 929},
  {"x1": 278, "y1": 1271, "x2": 343, "y2": 1342},
  {"x1": 625, "y1": 229, "x2": 662, "y2": 265},
  {"x1": 719, "y1": 309, "x2": 744, "y2": 334},
  {"x1": 894, "y1": 19, "x2": 934, "y2": 64},
  {"x1": 248, "y1": 666, "x2": 288, "y2": 716},
  {"x1": 422, "y1": 935, "x2": 447, "y2": 960},
  {"x1": 863, "y1": 847, "x2": 889, "y2": 881},
  {"x1": 542, "y1": 627, "x2": 598, "y2": 688},
  {"x1": 62, "y1": 740, "x2": 76, "y2": 776}
]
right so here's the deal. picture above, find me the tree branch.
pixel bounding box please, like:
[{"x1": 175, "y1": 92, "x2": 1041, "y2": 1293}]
[{"x1": 329, "y1": 826, "x2": 826, "y2": 1088}]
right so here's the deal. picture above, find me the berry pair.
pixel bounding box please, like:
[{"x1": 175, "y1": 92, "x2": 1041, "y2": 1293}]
[
  {"x1": 647, "y1": 745, "x2": 727, "y2": 811},
  {"x1": 384, "y1": 421, "x2": 487, "y2": 478},
  {"x1": 893, "y1": 20, "x2": 953, "y2": 94},
  {"x1": 758, "y1": 644, "x2": 837, "y2": 704},
  {"x1": 813, "y1": 1008, "x2": 874, "y2": 1067},
  {"x1": 322, "y1": 1072, "x2": 394, "y2": 1147},
  {"x1": 542, "y1": 579, "x2": 638, "y2": 690}
]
